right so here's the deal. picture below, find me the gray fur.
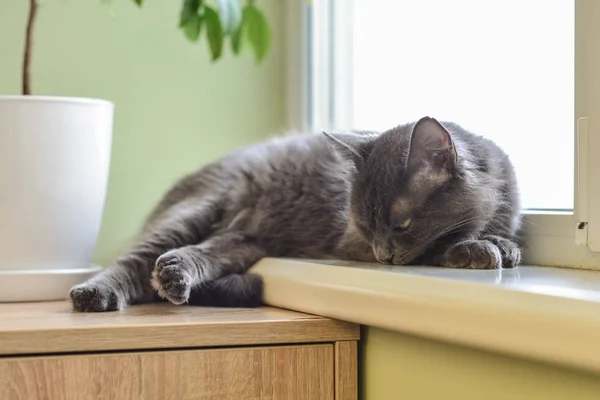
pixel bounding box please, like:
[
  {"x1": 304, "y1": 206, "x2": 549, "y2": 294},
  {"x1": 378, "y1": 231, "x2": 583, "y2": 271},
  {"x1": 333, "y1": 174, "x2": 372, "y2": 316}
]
[{"x1": 70, "y1": 116, "x2": 521, "y2": 312}]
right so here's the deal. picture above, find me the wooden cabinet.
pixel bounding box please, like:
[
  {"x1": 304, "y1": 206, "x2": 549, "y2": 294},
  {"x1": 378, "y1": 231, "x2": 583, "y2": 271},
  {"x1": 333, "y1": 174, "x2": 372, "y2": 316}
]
[
  {"x1": 1, "y1": 345, "x2": 334, "y2": 399},
  {"x1": 0, "y1": 302, "x2": 359, "y2": 400}
]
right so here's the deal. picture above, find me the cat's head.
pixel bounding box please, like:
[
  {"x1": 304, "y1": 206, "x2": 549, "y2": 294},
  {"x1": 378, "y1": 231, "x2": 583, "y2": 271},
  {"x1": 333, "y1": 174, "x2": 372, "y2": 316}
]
[{"x1": 325, "y1": 116, "x2": 480, "y2": 265}]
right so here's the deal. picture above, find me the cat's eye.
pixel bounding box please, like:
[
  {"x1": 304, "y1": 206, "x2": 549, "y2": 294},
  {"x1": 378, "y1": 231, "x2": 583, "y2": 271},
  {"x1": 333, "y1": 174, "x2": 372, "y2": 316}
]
[{"x1": 397, "y1": 218, "x2": 412, "y2": 230}]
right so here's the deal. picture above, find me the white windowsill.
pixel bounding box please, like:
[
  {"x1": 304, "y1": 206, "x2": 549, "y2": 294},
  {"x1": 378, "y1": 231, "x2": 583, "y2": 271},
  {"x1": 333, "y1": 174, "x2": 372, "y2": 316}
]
[{"x1": 250, "y1": 258, "x2": 600, "y2": 373}]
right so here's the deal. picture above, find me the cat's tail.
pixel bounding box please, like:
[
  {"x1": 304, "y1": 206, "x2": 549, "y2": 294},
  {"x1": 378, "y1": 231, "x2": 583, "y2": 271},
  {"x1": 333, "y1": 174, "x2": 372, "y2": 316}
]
[{"x1": 188, "y1": 273, "x2": 263, "y2": 308}]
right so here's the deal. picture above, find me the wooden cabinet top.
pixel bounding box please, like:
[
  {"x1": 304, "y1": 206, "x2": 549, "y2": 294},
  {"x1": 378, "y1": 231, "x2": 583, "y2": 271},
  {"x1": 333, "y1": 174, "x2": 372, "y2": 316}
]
[{"x1": 0, "y1": 302, "x2": 359, "y2": 356}]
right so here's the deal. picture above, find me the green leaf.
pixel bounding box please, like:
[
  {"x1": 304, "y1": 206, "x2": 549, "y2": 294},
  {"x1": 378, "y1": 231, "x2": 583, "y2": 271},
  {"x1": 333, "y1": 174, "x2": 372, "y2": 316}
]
[
  {"x1": 231, "y1": 23, "x2": 245, "y2": 55},
  {"x1": 133, "y1": 0, "x2": 143, "y2": 6},
  {"x1": 218, "y1": 0, "x2": 242, "y2": 34},
  {"x1": 183, "y1": 14, "x2": 203, "y2": 42},
  {"x1": 179, "y1": 0, "x2": 202, "y2": 28},
  {"x1": 243, "y1": 5, "x2": 271, "y2": 62},
  {"x1": 204, "y1": 5, "x2": 224, "y2": 61}
]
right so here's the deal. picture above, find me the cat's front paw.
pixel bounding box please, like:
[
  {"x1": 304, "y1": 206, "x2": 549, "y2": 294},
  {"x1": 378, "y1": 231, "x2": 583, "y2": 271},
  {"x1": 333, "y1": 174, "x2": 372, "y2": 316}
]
[
  {"x1": 69, "y1": 282, "x2": 123, "y2": 312},
  {"x1": 484, "y1": 235, "x2": 521, "y2": 268},
  {"x1": 152, "y1": 250, "x2": 197, "y2": 305},
  {"x1": 442, "y1": 239, "x2": 502, "y2": 269}
]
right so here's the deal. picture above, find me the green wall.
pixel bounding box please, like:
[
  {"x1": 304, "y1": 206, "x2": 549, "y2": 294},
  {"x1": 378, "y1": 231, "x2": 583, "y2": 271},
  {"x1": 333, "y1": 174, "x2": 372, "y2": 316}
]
[
  {"x1": 362, "y1": 327, "x2": 600, "y2": 400},
  {"x1": 0, "y1": 0, "x2": 286, "y2": 265}
]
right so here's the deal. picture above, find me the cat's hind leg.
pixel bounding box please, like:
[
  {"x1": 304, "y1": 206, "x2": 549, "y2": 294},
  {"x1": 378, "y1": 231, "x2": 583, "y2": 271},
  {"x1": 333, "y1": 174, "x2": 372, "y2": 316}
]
[
  {"x1": 151, "y1": 231, "x2": 266, "y2": 306},
  {"x1": 188, "y1": 273, "x2": 264, "y2": 307}
]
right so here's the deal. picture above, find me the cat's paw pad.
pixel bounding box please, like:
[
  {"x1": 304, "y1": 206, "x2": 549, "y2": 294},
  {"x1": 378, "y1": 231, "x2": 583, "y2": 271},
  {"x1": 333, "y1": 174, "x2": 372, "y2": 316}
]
[
  {"x1": 69, "y1": 282, "x2": 123, "y2": 312},
  {"x1": 443, "y1": 240, "x2": 502, "y2": 269},
  {"x1": 152, "y1": 251, "x2": 195, "y2": 305}
]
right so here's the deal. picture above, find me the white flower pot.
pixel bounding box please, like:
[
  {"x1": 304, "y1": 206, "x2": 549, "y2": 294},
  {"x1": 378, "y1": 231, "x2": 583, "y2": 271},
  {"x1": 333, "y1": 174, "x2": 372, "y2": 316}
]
[{"x1": 0, "y1": 96, "x2": 113, "y2": 302}]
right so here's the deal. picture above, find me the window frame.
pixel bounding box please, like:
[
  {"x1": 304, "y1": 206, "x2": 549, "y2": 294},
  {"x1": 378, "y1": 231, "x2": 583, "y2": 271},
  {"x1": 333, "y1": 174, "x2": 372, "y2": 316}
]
[{"x1": 285, "y1": 0, "x2": 600, "y2": 269}]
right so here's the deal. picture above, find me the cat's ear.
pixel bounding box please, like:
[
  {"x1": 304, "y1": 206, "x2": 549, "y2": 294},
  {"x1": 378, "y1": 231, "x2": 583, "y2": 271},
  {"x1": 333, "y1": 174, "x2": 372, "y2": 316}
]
[
  {"x1": 323, "y1": 131, "x2": 374, "y2": 166},
  {"x1": 407, "y1": 116, "x2": 458, "y2": 173}
]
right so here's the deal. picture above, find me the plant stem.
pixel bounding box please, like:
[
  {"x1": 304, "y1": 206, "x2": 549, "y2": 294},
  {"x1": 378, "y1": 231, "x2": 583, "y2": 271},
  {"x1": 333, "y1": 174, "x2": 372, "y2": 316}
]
[{"x1": 22, "y1": 0, "x2": 38, "y2": 95}]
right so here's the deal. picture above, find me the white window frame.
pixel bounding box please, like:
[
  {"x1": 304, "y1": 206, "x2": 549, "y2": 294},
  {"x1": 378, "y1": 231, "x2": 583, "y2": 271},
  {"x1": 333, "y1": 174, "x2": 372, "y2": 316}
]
[{"x1": 285, "y1": 0, "x2": 600, "y2": 269}]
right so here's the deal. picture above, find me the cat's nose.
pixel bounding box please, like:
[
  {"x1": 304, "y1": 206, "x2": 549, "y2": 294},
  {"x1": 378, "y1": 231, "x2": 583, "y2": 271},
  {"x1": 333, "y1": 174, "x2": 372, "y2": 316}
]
[{"x1": 373, "y1": 244, "x2": 394, "y2": 264}]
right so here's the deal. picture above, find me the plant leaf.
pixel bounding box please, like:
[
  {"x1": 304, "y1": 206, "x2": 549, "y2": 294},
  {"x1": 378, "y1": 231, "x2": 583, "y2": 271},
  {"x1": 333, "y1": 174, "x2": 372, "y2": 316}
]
[
  {"x1": 204, "y1": 5, "x2": 224, "y2": 61},
  {"x1": 183, "y1": 14, "x2": 203, "y2": 42},
  {"x1": 243, "y1": 5, "x2": 271, "y2": 62},
  {"x1": 218, "y1": 0, "x2": 242, "y2": 34},
  {"x1": 230, "y1": 23, "x2": 245, "y2": 55},
  {"x1": 180, "y1": 0, "x2": 202, "y2": 28},
  {"x1": 133, "y1": 0, "x2": 143, "y2": 6}
]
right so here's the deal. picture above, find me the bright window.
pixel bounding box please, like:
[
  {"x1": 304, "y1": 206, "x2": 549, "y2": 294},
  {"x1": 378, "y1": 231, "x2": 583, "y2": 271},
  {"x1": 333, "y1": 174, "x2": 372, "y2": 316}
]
[
  {"x1": 294, "y1": 0, "x2": 600, "y2": 267},
  {"x1": 351, "y1": 0, "x2": 574, "y2": 211}
]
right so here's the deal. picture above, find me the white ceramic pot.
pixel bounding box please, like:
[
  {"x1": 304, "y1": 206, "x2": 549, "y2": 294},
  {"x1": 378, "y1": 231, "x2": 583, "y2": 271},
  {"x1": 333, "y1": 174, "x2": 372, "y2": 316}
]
[{"x1": 0, "y1": 96, "x2": 113, "y2": 302}]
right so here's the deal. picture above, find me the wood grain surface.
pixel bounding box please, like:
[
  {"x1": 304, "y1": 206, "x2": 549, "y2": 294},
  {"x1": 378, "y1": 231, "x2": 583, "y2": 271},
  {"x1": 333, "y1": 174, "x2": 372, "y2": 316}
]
[
  {"x1": 0, "y1": 302, "x2": 359, "y2": 355},
  {"x1": 0, "y1": 344, "x2": 334, "y2": 400},
  {"x1": 334, "y1": 341, "x2": 358, "y2": 400}
]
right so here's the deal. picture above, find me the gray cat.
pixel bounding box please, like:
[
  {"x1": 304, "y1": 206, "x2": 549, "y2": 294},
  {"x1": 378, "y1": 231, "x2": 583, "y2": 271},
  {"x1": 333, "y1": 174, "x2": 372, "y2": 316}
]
[{"x1": 70, "y1": 116, "x2": 521, "y2": 312}]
